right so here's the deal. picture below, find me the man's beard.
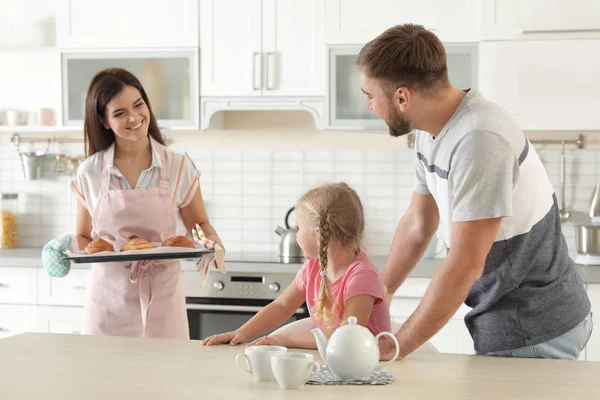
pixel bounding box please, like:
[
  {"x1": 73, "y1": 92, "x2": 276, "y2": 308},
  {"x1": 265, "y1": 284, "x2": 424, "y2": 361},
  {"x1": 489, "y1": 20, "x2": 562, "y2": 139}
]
[{"x1": 386, "y1": 104, "x2": 412, "y2": 137}]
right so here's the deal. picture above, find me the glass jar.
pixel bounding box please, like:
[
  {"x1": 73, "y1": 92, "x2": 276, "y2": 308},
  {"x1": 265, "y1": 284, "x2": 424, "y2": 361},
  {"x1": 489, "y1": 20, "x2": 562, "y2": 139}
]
[{"x1": 0, "y1": 193, "x2": 19, "y2": 249}]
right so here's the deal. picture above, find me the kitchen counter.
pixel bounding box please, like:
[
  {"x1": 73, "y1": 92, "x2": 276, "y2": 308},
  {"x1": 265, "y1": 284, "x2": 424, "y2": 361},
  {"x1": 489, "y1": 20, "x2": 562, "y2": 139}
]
[
  {"x1": 0, "y1": 333, "x2": 598, "y2": 399},
  {"x1": 3, "y1": 247, "x2": 600, "y2": 283}
]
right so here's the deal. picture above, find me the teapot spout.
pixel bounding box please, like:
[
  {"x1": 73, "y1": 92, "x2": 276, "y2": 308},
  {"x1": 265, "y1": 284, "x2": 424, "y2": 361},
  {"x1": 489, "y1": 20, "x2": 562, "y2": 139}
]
[
  {"x1": 274, "y1": 226, "x2": 285, "y2": 236},
  {"x1": 311, "y1": 328, "x2": 328, "y2": 361}
]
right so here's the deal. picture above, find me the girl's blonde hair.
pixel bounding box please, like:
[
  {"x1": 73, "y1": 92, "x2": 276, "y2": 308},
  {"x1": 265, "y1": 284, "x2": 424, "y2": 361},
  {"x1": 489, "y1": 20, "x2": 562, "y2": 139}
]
[{"x1": 296, "y1": 182, "x2": 365, "y2": 325}]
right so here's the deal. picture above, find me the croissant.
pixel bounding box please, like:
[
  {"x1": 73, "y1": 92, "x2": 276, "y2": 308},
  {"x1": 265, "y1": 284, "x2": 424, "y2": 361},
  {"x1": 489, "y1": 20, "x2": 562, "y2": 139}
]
[
  {"x1": 84, "y1": 238, "x2": 115, "y2": 254},
  {"x1": 161, "y1": 235, "x2": 195, "y2": 248},
  {"x1": 121, "y1": 235, "x2": 154, "y2": 251}
]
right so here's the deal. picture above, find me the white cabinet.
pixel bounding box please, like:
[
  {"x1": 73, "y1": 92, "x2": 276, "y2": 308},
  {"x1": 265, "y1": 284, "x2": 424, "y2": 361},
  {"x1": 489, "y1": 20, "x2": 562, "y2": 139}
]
[
  {"x1": 482, "y1": 0, "x2": 600, "y2": 40},
  {"x1": 61, "y1": 50, "x2": 199, "y2": 129},
  {"x1": 324, "y1": 0, "x2": 480, "y2": 44},
  {"x1": 479, "y1": 40, "x2": 600, "y2": 131},
  {"x1": 0, "y1": 268, "x2": 38, "y2": 305},
  {"x1": 587, "y1": 284, "x2": 600, "y2": 362},
  {"x1": 390, "y1": 278, "x2": 475, "y2": 355},
  {"x1": 56, "y1": 0, "x2": 199, "y2": 48},
  {"x1": 38, "y1": 269, "x2": 90, "y2": 306},
  {"x1": 0, "y1": 305, "x2": 39, "y2": 339},
  {"x1": 200, "y1": 0, "x2": 325, "y2": 97},
  {"x1": 38, "y1": 306, "x2": 84, "y2": 334}
]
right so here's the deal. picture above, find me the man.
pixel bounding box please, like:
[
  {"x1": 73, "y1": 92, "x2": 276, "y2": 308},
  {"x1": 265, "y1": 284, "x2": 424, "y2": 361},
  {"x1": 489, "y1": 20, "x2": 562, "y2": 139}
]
[{"x1": 357, "y1": 24, "x2": 592, "y2": 359}]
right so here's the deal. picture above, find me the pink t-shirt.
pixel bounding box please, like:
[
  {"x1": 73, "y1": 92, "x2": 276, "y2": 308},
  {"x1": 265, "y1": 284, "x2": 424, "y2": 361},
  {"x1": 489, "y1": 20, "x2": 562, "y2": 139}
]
[{"x1": 294, "y1": 252, "x2": 391, "y2": 335}]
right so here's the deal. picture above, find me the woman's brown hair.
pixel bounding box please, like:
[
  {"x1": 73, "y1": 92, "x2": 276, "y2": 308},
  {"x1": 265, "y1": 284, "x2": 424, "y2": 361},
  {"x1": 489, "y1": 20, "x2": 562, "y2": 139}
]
[
  {"x1": 356, "y1": 23, "x2": 449, "y2": 97},
  {"x1": 83, "y1": 68, "x2": 165, "y2": 157},
  {"x1": 297, "y1": 182, "x2": 365, "y2": 325}
]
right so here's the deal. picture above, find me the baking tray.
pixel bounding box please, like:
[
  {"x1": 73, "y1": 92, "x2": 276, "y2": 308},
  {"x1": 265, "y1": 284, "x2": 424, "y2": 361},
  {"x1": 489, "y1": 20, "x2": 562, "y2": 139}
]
[{"x1": 64, "y1": 246, "x2": 214, "y2": 264}]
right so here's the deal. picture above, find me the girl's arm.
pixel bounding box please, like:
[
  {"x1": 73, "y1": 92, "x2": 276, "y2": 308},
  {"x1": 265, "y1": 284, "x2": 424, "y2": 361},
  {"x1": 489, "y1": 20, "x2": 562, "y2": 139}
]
[
  {"x1": 180, "y1": 186, "x2": 225, "y2": 252},
  {"x1": 255, "y1": 294, "x2": 376, "y2": 349},
  {"x1": 202, "y1": 282, "x2": 306, "y2": 345},
  {"x1": 75, "y1": 202, "x2": 93, "y2": 251}
]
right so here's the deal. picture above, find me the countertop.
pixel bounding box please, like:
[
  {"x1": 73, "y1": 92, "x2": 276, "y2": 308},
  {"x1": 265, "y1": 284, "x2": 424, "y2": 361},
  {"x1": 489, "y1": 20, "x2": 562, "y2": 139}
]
[
  {"x1": 2, "y1": 247, "x2": 600, "y2": 283},
  {"x1": 0, "y1": 333, "x2": 598, "y2": 399}
]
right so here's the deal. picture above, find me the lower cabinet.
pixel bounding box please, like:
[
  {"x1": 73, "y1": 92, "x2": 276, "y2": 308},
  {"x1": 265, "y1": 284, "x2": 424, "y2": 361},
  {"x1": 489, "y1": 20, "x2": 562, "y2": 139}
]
[
  {"x1": 38, "y1": 306, "x2": 84, "y2": 334},
  {"x1": 0, "y1": 305, "x2": 39, "y2": 339},
  {"x1": 586, "y1": 284, "x2": 599, "y2": 362}
]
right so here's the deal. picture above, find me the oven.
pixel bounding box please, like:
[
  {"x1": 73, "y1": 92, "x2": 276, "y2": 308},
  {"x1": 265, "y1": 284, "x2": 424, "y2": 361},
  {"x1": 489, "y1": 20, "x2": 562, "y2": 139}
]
[{"x1": 184, "y1": 270, "x2": 309, "y2": 341}]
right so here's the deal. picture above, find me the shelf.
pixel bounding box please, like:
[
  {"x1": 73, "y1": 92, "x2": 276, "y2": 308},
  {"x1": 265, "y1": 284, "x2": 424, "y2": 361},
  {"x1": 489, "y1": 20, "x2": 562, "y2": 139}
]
[{"x1": 0, "y1": 126, "x2": 78, "y2": 133}]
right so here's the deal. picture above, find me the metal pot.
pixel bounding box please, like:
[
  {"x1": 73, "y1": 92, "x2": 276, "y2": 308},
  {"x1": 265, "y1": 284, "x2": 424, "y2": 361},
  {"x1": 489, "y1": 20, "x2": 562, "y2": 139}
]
[
  {"x1": 575, "y1": 224, "x2": 600, "y2": 256},
  {"x1": 274, "y1": 207, "x2": 304, "y2": 264}
]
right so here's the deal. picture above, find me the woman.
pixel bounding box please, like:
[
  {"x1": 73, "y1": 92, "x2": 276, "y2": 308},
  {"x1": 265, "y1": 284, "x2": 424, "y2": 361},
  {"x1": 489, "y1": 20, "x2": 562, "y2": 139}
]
[{"x1": 42, "y1": 68, "x2": 223, "y2": 339}]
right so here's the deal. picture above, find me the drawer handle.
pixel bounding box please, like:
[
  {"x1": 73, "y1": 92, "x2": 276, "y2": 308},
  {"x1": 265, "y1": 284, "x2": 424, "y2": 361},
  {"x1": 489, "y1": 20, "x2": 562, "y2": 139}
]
[
  {"x1": 73, "y1": 285, "x2": 87, "y2": 290},
  {"x1": 0, "y1": 327, "x2": 7, "y2": 332},
  {"x1": 0, "y1": 283, "x2": 8, "y2": 288}
]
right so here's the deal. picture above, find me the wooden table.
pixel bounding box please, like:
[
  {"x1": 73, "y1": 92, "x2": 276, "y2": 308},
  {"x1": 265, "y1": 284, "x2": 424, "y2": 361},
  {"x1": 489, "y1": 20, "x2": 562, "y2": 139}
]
[{"x1": 0, "y1": 333, "x2": 598, "y2": 399}]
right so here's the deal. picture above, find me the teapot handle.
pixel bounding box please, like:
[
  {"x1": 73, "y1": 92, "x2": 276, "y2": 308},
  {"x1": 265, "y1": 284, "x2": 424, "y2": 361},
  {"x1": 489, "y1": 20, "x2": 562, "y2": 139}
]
[
  {"x1": 375, "y1": 331, "x2": 400, "y2": 366},
  {"x1": 284, "y1": 206, "x2": 296, "y2": 229}
]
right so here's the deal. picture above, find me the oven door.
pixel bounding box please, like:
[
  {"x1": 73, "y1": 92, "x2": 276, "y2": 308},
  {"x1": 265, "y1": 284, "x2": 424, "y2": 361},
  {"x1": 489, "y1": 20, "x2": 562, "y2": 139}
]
[{"x1": 186, "y1": 298, "x2": 309, "y2": 341}]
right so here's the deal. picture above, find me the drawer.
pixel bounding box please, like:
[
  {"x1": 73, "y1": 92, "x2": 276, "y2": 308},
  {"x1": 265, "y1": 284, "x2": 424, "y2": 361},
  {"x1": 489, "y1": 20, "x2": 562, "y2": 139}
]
[
  {"x1": 393, "y1": 278, "x2": 431, "y2": 298},
  {"x1": 0, "y1": 305, "x2": 39, "y2": 339},
  {"x1": 0, "y1": 268, "x2": 38, "y2": 304},
  {"x1": 390, "y1": 297, "x2": 472, "y2": 320},
  {"x1": 38, "y1": 269, "x2": 91, "y2": 306},
  {"x1": 38, "y1": 306, "x2": 84, "y2": 334}
]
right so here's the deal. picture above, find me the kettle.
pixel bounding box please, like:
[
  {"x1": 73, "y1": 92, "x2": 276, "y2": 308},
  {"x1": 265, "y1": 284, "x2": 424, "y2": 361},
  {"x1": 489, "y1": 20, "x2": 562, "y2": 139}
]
[
  {"x1": 312, "y1": 316, "x2": 399, "y2": 381},
  {"x1": 274, "y1": 207, "x2": 304, "y2": 264}
]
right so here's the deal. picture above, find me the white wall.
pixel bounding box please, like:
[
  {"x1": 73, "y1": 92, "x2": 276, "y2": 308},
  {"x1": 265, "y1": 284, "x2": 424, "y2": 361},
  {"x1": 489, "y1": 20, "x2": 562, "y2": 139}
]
[{"x1": 0, "y1": 111, "x2": 597, "y2": 258}]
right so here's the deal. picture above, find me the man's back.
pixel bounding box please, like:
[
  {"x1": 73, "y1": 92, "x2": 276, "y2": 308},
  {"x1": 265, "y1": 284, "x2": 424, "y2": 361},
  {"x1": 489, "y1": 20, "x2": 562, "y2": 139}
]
[{"x1": 414, "y1": 90, "x2": 590, "y2": 353}]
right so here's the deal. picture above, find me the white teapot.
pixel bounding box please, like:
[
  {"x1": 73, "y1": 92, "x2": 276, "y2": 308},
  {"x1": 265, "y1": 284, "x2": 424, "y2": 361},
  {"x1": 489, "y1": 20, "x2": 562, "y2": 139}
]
[{"x1": 312, "y1": 316, "x2": 399, "y2": 381}]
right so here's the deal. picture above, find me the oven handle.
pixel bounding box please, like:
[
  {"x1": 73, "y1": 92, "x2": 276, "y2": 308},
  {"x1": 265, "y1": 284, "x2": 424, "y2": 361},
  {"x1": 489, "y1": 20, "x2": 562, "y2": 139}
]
[{"x1": 186, "y1": 303, "x2": 306, "y2": 314}]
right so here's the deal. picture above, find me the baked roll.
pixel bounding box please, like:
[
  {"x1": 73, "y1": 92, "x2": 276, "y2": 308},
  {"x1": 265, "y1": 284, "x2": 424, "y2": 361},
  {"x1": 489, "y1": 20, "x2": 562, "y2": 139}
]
[
  {"x1": 84, "y1": 238, "x2": 115, "y2": 254},
  {"x1": 161, "y1": 235, "x2": 195, "y2": 248},
  {"x1": 121, "y1": 235, "x2": 154, "y2": 251}
]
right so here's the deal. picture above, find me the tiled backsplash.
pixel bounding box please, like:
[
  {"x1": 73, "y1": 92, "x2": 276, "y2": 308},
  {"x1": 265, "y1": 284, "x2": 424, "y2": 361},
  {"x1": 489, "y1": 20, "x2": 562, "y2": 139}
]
[{"x1": 0, "y1": 142, "x2": 598, "y2": 258}]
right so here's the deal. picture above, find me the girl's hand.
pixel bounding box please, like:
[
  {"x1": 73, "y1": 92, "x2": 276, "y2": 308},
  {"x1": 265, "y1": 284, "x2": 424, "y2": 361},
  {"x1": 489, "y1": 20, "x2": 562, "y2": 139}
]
[
  {"x1": 202, "y1": 330, "x2": 248, "y2": 346},
  {"x1": 247, "y1": 334, "x2": 284, "y2": 347}
]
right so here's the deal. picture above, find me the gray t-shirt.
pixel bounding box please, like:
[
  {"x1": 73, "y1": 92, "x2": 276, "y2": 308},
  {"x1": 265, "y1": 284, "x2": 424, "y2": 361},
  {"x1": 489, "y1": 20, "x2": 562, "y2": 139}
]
[{"x1": 414, "y1": 90, "x2": 590, "y2": 353}]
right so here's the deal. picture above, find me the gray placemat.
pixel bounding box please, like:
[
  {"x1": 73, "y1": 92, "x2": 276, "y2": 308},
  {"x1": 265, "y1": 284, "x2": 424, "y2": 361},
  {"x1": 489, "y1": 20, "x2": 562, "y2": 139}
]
[{"x1": 306, "y1": 364, "x2": 395, "y2": 385}]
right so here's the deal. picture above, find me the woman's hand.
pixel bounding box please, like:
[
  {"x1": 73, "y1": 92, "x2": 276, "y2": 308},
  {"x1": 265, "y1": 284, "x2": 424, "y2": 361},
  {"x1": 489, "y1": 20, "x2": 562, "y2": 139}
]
[
  {"x1": 247, "y1": 334, "x2": 285, "y2": 347},
  {"x1": 202, "y1": 330, "x2": 248, "y2": 346}
]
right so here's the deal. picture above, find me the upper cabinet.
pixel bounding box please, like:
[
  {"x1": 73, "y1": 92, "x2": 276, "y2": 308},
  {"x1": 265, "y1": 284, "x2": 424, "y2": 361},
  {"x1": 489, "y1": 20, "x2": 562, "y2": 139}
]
[
  {"x1": 200, "y1": 0, "x2": 325, "y2": 97},
  {"x1": 482, "y1": 0, "x2": 600, "y2": 40},
  {"x1": 56, "y1": 0, "x2": 199, "y2": 48},
  {"x1": 479, "y1": 40, "x2": 600, "y2": 131},
  {"x1": 324, "y1": 0, "x2": 481, "y2": 44}
]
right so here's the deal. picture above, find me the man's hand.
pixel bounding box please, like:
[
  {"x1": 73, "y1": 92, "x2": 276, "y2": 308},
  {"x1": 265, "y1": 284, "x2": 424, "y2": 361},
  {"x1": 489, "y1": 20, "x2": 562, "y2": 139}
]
[{"x1": 379, "y1": 335, "x2": 402, "y2": 361}]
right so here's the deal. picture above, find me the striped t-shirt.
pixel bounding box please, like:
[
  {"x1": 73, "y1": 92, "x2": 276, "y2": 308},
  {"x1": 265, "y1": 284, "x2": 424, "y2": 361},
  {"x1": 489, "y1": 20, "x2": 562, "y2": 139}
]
[
  {"x1": 414, "y1": 90, "x2": 590, "y2": 354},
  {"x1": 70, "y1": 136, "x2": 200, "y2": 237}
]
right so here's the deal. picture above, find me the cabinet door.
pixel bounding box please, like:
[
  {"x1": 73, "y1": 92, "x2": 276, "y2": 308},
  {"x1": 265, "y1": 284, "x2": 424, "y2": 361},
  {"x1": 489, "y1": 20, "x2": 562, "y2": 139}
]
[
  {"x1": 56, "y1": 0, "x2": 199, "y2": 48},
  {"x1": 0, "y1": 305, "x2": 39, "y2": 339},
  {"x1": 62, "y1": 49, "x2": 199, "y2": 128},
  {"x1": 38, "y1": 269, "x2": 91, "y2": 307},
  {"x1": 482, "y1": 0, "x2": 600, "y2": 40},
  {"x1": 587, "y1": 285, "x2": 600, "y2": 362},
  {"x1": 38, "y1": 306, "x2": 84, "y2": 334},
  {"x1": 479, "y1": 40, "x2": 600, "y2": 131},
  {"x1": 200, "y1": 0, "x2": 262, "y2": 97},
  {"x1": 0, "y1": 268, "x2": 38, "y2": 305},
  {"x1": 325, "y1": 0, "x2": 479, "y2": 44},
  {"x1": 429, "y1": 319, "x2": 475, "y2": 355},
  {"x1": 261, "y1": 0, "x2": 325, "y2": 96}
]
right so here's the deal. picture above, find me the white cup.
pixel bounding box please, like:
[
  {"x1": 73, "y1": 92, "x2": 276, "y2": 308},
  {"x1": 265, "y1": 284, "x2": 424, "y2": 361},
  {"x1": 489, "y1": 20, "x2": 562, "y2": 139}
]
[
  {"x1": 271, "y1": 352, "x2": 320, "y2": 389},
  {"x1": 235, "y1": 345, "x2": 287, "y2": 382}
]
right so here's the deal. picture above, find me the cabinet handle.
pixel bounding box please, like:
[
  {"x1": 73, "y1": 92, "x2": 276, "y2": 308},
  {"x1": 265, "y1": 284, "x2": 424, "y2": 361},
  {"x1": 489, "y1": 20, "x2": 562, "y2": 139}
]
[
  {"x1": 0, "y1": 327, "x2": 7, "y2": 332},
  {"x1": 522, "y1": 28, "x2": 600, "y2": 34},
  {"x1": 265, "y1": 52, "x2": 275, "y2": 90},
  {"x1": 252, "y1": 52, "x2": 262, "y2": 91},
  {"x1": 0, "y1": 283, "x2": 8, "y2": 288},
  {"x1": 73, "y1": 285, "x2": 87, "y2": 290}
]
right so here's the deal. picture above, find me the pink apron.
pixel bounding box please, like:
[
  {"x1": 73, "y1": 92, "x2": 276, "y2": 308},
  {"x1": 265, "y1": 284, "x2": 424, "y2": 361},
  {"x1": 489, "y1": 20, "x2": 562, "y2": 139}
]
[{"x1": 81, "y1": 143, "x2": 189, "y2": 339}]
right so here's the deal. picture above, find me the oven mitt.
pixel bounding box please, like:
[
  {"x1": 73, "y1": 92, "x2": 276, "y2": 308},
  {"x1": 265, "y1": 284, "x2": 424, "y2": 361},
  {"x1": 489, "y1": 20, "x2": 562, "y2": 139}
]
[
  {"x1": 192, "y1": 224, "x2": 226, "y2": 284},
  {"x1": 42, "y1": 234, "x2": 77, "y2": 278}
]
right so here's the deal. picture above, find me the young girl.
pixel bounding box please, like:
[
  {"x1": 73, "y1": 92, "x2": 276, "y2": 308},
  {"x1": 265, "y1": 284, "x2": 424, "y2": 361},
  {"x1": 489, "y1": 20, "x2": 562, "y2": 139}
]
[
  {"x1": 42, "y1": 68, "x2": 224, "y2": 339},
  {"x1": 202, "y1": 182, "x2": 391, "y2": 348}
]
